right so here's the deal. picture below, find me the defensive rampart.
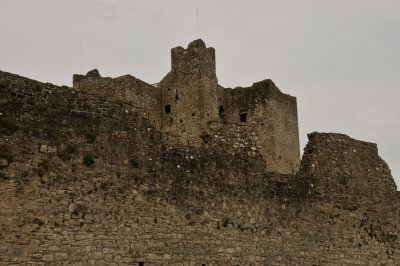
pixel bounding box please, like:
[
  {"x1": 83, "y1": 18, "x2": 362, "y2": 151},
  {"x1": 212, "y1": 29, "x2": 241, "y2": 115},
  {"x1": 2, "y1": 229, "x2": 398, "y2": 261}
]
[{"x1": 0, "y1": 70, "x2": 399, "y2": 265}]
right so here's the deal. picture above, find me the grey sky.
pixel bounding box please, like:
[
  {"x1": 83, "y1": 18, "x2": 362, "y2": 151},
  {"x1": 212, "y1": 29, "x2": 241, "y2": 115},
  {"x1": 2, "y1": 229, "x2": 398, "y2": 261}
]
[{"x1": 1, "y1": 0, "x2": 399, "y2": 187}]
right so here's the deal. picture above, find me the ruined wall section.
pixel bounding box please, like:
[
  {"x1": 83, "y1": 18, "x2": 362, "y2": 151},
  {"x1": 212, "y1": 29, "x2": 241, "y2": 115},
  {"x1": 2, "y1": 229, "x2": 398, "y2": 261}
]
[
  {"x1": 1, "y1": 71, "x2": 400, "y2": 265},
  {"x1": 73, "y1": 69, "x2": 162, "y2": 130},
  {"x1": 298, "y1": 132, "x2": 397, "y2": 204},
  {"x1": 159, "y1": 39, "x2": 218, "y2": 146},
  {"x1": 0, "y1": 70, "x2": 163, "y2": 180},
  {"x1": 218, "y1": 80, "x2": 300, "y2": 174}
]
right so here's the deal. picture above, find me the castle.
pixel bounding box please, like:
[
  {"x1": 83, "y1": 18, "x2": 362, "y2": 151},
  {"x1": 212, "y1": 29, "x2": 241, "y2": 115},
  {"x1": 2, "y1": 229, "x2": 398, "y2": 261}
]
[
  {"x1": 0, "y1": 40, "x2": 399, "y2": 265},
  {"x1": 73, "y1": 39, "x2": 300, "y2": 175}
]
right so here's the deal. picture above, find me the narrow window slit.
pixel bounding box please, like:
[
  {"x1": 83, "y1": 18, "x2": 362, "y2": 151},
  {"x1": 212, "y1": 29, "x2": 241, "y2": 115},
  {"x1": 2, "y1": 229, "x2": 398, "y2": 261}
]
[
  {"x1": 219, "y1": 105, "x2": 225, "y2": 119},
  {"x1": 239, "y1": 111, "x2": 248, "y2": 122},
  {"x1": 165, "y1": 105, "x2": 171, "y2": 114}
]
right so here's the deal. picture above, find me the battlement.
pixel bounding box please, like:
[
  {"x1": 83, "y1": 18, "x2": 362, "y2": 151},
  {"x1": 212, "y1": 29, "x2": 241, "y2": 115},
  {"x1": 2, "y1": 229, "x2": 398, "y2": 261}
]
[
  {"x1": 171, "y1": 39, "x2": 216, "y2": 75},
  {"x1": 72, "y1": 69, "x2": 102, "y2": 88}
]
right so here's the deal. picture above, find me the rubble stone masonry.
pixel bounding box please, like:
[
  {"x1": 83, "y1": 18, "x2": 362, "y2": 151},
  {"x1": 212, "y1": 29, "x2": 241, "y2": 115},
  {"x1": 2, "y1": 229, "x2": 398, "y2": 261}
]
[
  {"x1": 0, "y1": 40, "x2": 399, "y2": 265},
  {"x1": 73, "y1": 39, "x2": 299, "y2": 175}
]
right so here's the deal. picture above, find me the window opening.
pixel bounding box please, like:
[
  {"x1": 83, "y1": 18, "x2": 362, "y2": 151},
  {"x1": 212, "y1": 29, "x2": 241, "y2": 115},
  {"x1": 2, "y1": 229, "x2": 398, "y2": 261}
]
[
  {"x1": 165, "y1": 105, "x2": 171, "y2": 114},
  {"x1": 139, "y1": 262, "x2": 144, "y2": 266},
  {"x1": 219, "y1": 105, "x2": 225, "y2": 119},
  {"x1": 200, "y1": 133, "x2": 209, "y2": 144},
  {"x1": 239, "y1": 111, "x2": 248, "y2": 122}
]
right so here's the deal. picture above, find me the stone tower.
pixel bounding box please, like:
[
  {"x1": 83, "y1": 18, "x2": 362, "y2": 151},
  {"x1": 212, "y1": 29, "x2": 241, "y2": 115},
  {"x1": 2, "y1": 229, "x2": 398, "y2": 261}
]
[
  {"x1": 159, "y1": 39, "x2": 219, "y2": 146},
  {"x1": 70, "y1": 39, "x2": 300, "y2": 174}
]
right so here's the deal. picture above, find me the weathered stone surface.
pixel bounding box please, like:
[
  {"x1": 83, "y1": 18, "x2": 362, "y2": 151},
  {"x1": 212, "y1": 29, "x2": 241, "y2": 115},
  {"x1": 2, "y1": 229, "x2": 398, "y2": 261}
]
[
  {"x1": 298, "y1": 132, "x2": 397, "y2": 204},
  {"x1": 39, "y1": 144, "x2": 47, "y2": 153},
  {"x1": 73, "y1": 39, "x2": 299, "y2": 175},
  {"x1": 0, "y1": 40, "x2": 399, "y2": 265},
  {"x1": 42, "y1": 254, "x2": 54, "y2": 262},
  {"x1": 0, "y1": 157, "x2": 8, "y2": 168},
  {"x1": 68, "y1": 203, "x2": 77, "y2": 213},
  {"x1": 55, "y1": 252, "x2": 68, "y2": 261}
]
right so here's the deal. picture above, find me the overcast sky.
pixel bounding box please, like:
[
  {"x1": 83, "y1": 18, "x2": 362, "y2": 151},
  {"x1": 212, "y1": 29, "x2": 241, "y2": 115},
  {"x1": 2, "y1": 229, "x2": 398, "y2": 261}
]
[{"x1": 1, "y1": 0, "x2": 399, "y2": 187}]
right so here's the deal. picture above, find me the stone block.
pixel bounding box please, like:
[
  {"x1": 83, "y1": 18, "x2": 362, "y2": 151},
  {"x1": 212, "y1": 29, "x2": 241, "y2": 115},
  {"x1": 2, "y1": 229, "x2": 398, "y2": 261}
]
[
  {"x1": 92, "y1": 251, "x2": 103, "y2": 260},
  {"x1": 42, "y1": 254, "x2": 54, "y2": 262},
  {"x1": 55, "y1": 252, "x2": 68, "y2": 261},
  {"x1": 39, "y1": 145, "x2": 48, "y2": 153}
]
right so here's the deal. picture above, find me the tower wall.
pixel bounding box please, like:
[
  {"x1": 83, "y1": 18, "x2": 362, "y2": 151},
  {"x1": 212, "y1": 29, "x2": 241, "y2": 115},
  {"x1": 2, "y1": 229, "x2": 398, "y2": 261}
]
[
  {"x1": 219, "y1": 80, "x2": 300, "y2": 174},
  {"x1": 159, "y1": 39, "x2": 219, "y2": 146}
]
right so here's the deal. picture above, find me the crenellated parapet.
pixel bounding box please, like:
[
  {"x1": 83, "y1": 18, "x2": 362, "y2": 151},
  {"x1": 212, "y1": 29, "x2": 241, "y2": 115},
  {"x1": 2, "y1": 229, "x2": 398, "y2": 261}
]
[
  {"x1": 72, "y1": 69, "x2": 103, "y2": 89},
  {"x1": 159, "y1": 39, "x2": 220, "y2": 147},
  {"x1": 171, "y1": 39, "x2": 216, "y2": 76}
]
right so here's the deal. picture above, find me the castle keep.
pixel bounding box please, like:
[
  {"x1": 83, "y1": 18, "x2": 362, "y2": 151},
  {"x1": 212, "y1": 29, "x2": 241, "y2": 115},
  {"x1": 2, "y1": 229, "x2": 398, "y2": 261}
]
[
  {"x1": 0, "y1": 40, "x2": 399, "y2": 265},
  {"x1": 73, "y1": 39, "x2": 300, "y2": 174}
]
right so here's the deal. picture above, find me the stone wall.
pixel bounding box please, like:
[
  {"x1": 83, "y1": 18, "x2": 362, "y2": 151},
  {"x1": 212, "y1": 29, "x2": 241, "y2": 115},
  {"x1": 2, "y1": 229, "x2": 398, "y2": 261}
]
[
  {"x1": 2, "y1": 177, "x2": 400, "y2": 265},
  {"x1": 72, "y1": 39, "x2": 300, "y2": 175},
  {"x1": 298, "y1": 132, "x2": 397, "y2": 204},
  {"x1": 0, "y1": 70, "x2": 400, "y2": 265},
  {"x1": 218, "y1": 80, "x2": 299, "y2": 174},
  {"x1": 73, "y1": 69, "x2": 161, "y2": 130}
]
